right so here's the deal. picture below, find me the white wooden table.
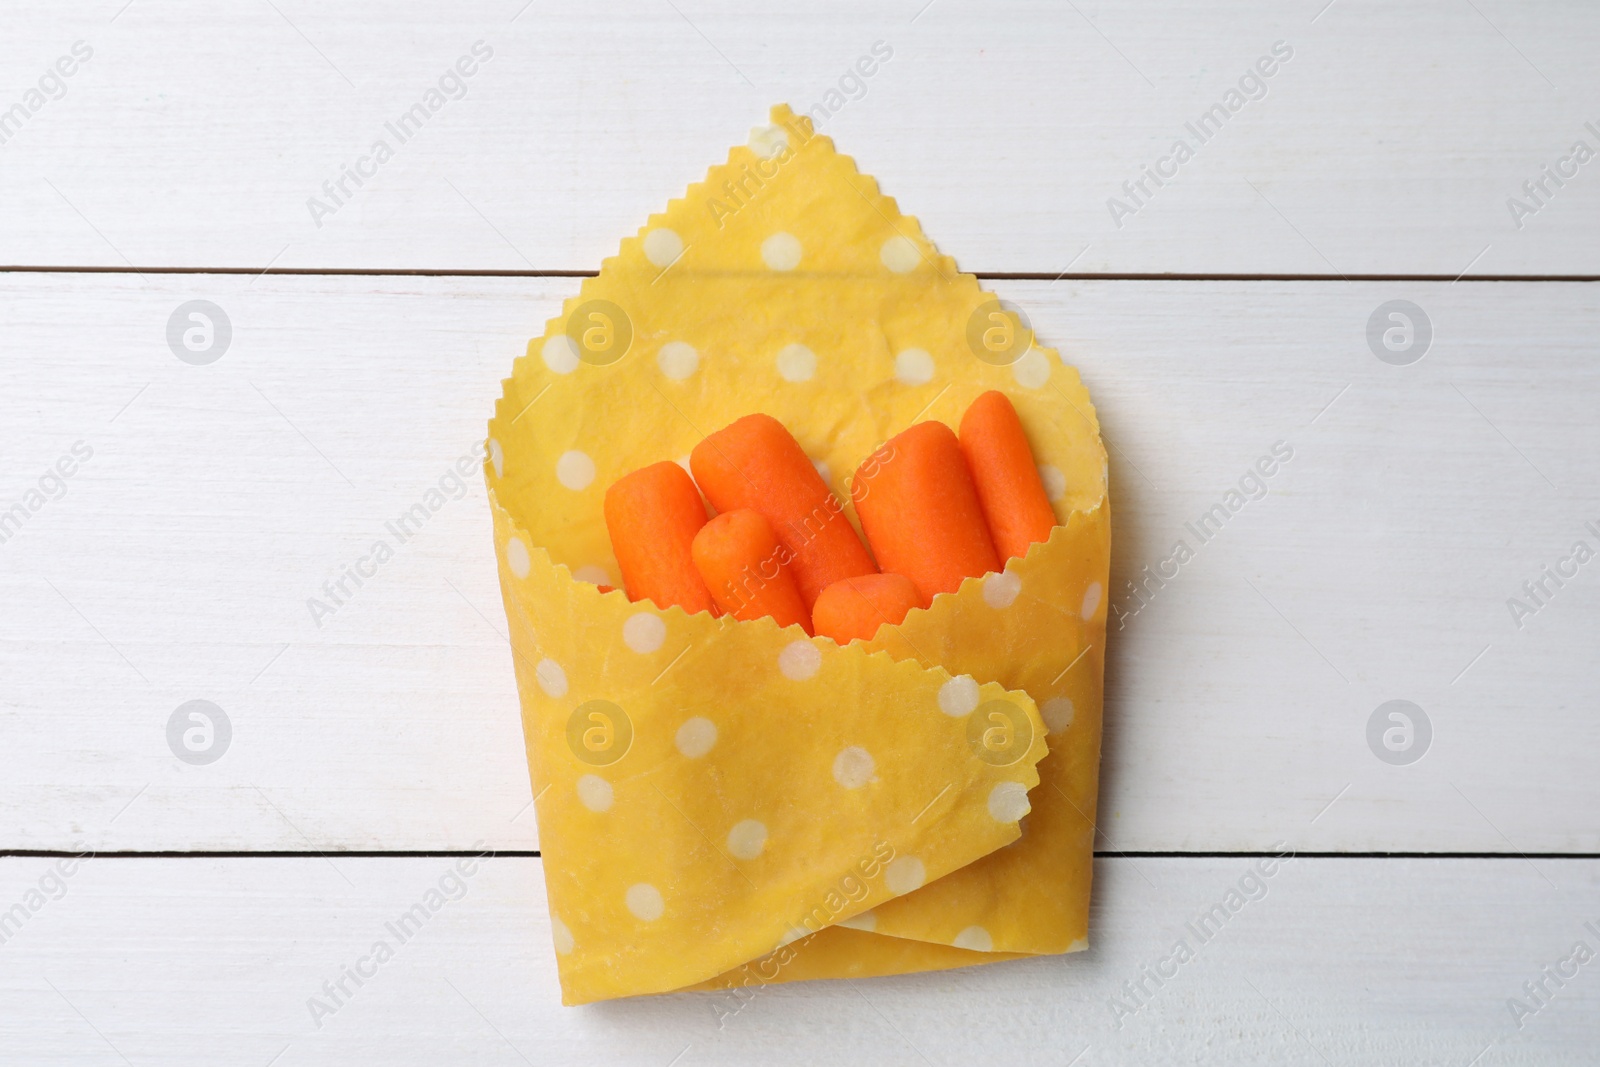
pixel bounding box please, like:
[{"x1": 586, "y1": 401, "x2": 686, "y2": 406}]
[{"x1": 3, "y1": 1, "x2": 1597, "y2": 1062}]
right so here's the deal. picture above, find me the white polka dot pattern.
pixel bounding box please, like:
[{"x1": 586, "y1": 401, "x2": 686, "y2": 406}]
[
  {"x1": 778, "y1": 640, "x2": 821, "y2": 680},
  {"x1": 625, "y1": 883, "x2": 664, "y2": 921},
  {"x1": 832, "y1": 746, "x2": 875, "y2": 789},
  {"x1": 657, "y1": 341, "x2": 699, "y2": 380},
  {"x1": 507, "y1": 537, "x2": 531, "y2": 579},
  {"x1": 642, "y1": 228, "x2": 684, "y2": 268},
  {"x1": 894, "y1": 348, "x2": 935, "y2": 385},
  {"x1": 885, "y1": 856, "x2": 925, "y2": 894},
  {"x1": 880, "y1": 236, "x2": 920, "y2": 273},
  {"x1": 556, "y1": 451, "x2": 596, "y2": 490},
  {"x1": 988, "y1": 781, "x2": 1031, "y2": 823},
  {"x1": 577, "y1": 774, "x2": 613, "y2": 812},
  {"x1": 775, "y1": 343, "x2": 817, "y2": 382},
  {"x1": 953, "y1": 925, "x2": 993, "y2": 952},
  {"x1": 535, "y1": 658, "x2": 567, "y2": 698},
  {"x1": 675, "y1": 717, "x2": 717, "y2": 759},
  {"x1": 762, "y1": 232, "x2": 802, "y2": 271},
  {"x1": 938, "y1": 675, "x2": 980, "y2": 717},
  {"x1": 623, "y1": 613, "x2": 666, "y2": 653}
]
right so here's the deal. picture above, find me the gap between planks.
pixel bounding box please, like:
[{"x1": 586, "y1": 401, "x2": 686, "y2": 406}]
[
  {"x1": 5, "y1": 850, "x2": 1600, "y2": 860},
  {"x1": 0, "y1": 266, "x2": 1598, "y2": 282}
]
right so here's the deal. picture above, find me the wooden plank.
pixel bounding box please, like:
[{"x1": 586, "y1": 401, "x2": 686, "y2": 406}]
[
  {"x1": 1, "y1": 1, "x2": 1597, "y2": 274},
  {"x1": 1, "y1": 273, "x2": 1596, "y2": 852},
  {"x1": 0, "y1": 855, "x2": 1595, "y2": 1063}
]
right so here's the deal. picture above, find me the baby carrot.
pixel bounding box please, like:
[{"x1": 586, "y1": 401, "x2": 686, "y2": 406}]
[
  {"x1": 690, "y1": 414, "x2": 876, "y2": 609},
  {"x1": 603, "y1": 461, "x2": 718, "y2": 615},
  {"x1": 851, "y1": 420, "x2": 999, "y2": 607},
  {"x1": 812, "y1": 573, "x2": 921, "y2": 644},
  {"x1": 958, "y1": 390, "x2": 1058, "y2": 562},
  {"x1": 691, "y1": 509, "x2": 811, "y2": 633}
]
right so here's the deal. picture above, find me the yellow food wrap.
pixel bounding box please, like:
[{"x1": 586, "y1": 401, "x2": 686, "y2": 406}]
[{"x1": 485, "y1": 105, "x2": 1110, "y2": 1005}]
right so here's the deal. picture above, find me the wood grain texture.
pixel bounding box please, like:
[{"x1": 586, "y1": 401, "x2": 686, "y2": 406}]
[
  {"x1": 1, "y1": 1, "x2": 1597, "y2": 275},
  {"x1": 0, "y1": 855, "x2": 1595, "y2": 1065},
  {"x1": 1, "y1": 273, "x2": 1594, "y2": 853}
]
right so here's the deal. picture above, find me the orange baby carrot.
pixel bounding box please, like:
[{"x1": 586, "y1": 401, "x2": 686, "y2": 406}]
[
  {"x1": 603, "y1": 461, "x2": 718, "y2": 616},
  {"x1": 690, "y1": 414, "x2": 876, "y2": 609},
  {"x1": 851, "y1": 420, "x2": 999, "y2": 607},
  {"x1": 812, "y1": 573, "x2": 921, "y2": 644},
  {"x1": 958, "y1": 390, "x2": 1058, "y2": 562},
  {"x1": 691, "y1": 509, "x2": 811, "y2": 633}
]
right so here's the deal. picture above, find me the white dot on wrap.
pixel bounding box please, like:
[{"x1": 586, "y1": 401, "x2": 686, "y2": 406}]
[
  {"x1": 642, "y1": 227, "x2": 684, "y2": 268},
  {"x1": 749, "y1": 124, "x2": 788, "y2": 159},
  {"x1": 988, "y1": 781, "x2": 1031, "y2": 823},
  {"x1": 880, "y1": 236, "x2": 920, "y2": 273},
  {"x1": 839, "y1": 910, "x2": 877, "y2": 932},
  {"x1": 762, "y1": 232, "x2": 802, "y2": 271},
  {"x1": 657, "y1": 341, "x2": 699, "y2": 380},
  {"x1": 542, "y1": 335, "x2": 579, "y2": 374},
  {"x1": 625, "y1": 883, "x2": 664, "y2": 921},
  {"x1": 779, "y1": 640, "x2": 821, "y2": 680},
  {"x1": 556, "y1": 451, "x2": 595, "y2": 490},
  {"x1": 576, "y1": 774, "x2": 613, "y2": 813},
  {"x1": 832, "y1": 746, "x2": 875, "y2": 789},
  {"x1": 885, "y1": 856, "x2": 925, "y2": 894},
  {"x1": 488, "y1": 438, "x2": 504, "y2": 478},
  {"x1": 551, "y1": 916, "x2": 575, "y2": 955},
  {"x1": 953, "y1": 926, "x2": 994, "y2": 952},
  {"x1": 1038, "y1": 464, "x2": 1066, "y2": 502},
  {"x1": 811, "y1": 457, "x2": 831, "y2": 483},
  {"x1": 726, "y1": 819, "x2": 767, "y2": 860},
  {"x1": 1041, "y1": 696, "x2": 1075, "y2": 734},
  {"x1": 894, "y1": 348, "x2": 935, "y2": 385},
  {"x1": 938, "y1": 675, "x2": 980, "y2": 716},
  {"x1": 573, "y1": 565, "x2": 611, "y2": 586},
  {"x1": 1012, "y1": 347, "x2": 1051, "y2": 388},
  {"x1": 535, "y1": 658, "x2": 567, "y2": 698},
  {"x1": 1081, "y1": 581, "x2": 1103, "y2": 620},
  {"x1": 675, "y1": 717, "x2": 717, "y2": 758},
  {"x1": 506, "y1": 537, "x2": 531, "y2": 579},
  {"x1": 983, "y1": 571, "x2": 1021, "y2": 608},
  {"x1": 776, "y1": 925, "x2": 811, "y2": 948},
  {"x1": 623, "y1": 613, "x2": 666, "y2": 653},
  {"x1": 776, "y1": 343, "x2": 817, "y2": 382}
]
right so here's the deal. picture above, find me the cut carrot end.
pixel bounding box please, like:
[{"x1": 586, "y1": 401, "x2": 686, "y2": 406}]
[
  {"x1": 690, "y1": 413, "x2": 876, "y2": 609},
  {"x1": 959, "y1": 390, "x2": 1058, "y2": 563},
  {"x1": 812, "y1": 573, "x2": 921, "y2": 644},
  {"x1": 851, "y1": 420, "x2": 999, "y2": 607},
  {"x1": 603, "y1": 461, "x2": 719, "y2": 616},
  {"x1": 691, "y1": 508, "x2": 812, "y2": 633}
]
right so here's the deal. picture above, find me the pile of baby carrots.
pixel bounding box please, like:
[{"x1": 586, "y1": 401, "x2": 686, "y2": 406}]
[{"x1": 603, "y1": 390, "x2": 1058, "y2": 644}]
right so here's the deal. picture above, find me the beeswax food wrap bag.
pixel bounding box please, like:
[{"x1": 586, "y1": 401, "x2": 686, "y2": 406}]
[{"x1": 485, "y1": 106, "x2": 1110, "y2": 1005}]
